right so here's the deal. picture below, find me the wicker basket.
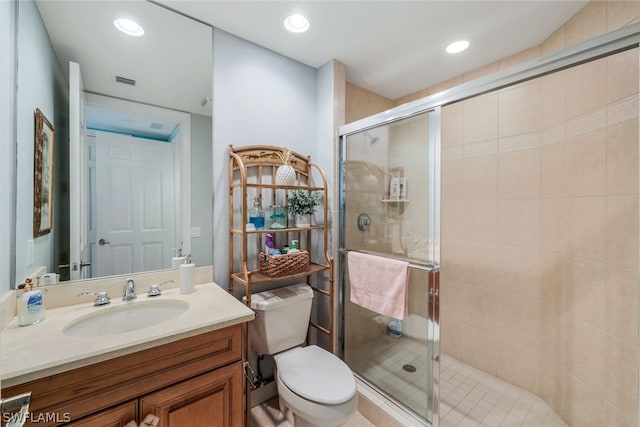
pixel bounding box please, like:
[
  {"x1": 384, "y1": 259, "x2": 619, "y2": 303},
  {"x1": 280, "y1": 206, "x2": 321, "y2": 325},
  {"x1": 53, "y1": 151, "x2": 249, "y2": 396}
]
[{"x1": 259, "y1": 250, "x2": 310, "y2": 277}]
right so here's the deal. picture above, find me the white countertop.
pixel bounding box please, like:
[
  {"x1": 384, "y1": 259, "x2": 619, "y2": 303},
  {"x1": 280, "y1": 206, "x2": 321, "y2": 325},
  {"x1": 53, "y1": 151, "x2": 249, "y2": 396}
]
[{"x1": 1, "y1": 282, "x2": 254, "y2": 387}]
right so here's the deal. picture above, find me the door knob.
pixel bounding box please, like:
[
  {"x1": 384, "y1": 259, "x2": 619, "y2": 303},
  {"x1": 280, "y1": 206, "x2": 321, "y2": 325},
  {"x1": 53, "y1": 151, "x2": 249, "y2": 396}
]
[{"x1": 98, "y1": 238, "x2": 111, "y2": 246}]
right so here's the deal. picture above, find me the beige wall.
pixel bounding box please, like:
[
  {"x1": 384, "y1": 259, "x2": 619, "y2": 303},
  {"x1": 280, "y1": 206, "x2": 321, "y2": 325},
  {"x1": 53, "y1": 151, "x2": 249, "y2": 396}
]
[
  {"x1": 345, "y1": 81, "x2": 394, "y2": 124},
  {"x1": 441, "y1": 48, "x2": 638, "y2": 427}
]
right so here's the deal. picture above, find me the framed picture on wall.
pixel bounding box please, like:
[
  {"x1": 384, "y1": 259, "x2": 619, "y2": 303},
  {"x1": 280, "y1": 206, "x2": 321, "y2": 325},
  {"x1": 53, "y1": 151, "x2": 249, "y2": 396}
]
[{"x1": 33, "y1": 108, "x2": 55, "y2": 237}]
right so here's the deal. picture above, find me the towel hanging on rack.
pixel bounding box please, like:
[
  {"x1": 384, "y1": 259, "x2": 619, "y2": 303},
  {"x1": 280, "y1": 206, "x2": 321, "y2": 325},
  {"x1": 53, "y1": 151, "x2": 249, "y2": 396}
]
[{"x1": 347, "y1": 251, "x2": 410, "y2": 319}]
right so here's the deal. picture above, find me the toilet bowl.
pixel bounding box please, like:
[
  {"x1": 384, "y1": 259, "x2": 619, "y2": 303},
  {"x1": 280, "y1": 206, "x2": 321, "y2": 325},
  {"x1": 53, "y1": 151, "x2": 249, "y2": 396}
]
[
  {"x1": 245, "y1": 284, "x2": 358, "y2": 426},
  {"x1": 274, "y1": 345, "x2": 358, "y2": 427}
]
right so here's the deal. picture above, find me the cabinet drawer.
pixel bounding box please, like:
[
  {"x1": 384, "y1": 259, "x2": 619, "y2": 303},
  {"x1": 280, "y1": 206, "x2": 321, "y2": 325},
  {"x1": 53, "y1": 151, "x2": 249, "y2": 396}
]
[{"x1": 66, "y1": 400, "x2": 138, "y2": 427}]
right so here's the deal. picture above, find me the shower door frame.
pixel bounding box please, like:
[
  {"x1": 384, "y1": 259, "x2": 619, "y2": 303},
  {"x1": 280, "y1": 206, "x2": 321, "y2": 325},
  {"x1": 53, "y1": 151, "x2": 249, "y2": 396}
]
[
  {"x1": 338, "y1": 107, "x2": 442, "y2": 426},
  {"x1": 338, "y1": 20, "x2": 640, "y2": 427}
]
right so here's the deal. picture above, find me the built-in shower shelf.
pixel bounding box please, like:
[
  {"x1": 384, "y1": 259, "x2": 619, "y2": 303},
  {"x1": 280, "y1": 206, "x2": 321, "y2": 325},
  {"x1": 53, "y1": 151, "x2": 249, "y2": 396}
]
[
  {"x1": 380, "y1": 199, "x2": 410, "y2": 203},
  {"x1": 230, "y1": 263, "x2": 330, "y2": 286}
]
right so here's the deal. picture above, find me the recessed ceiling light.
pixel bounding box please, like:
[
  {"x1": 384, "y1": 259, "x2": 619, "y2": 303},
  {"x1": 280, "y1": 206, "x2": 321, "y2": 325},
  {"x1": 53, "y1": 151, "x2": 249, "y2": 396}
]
[
  {"x1": 114, "y1": 18, "x2": 144, "y2": 37},
  {"x1": 283, "y1": 14, "x2": 309, "y2": 33},
  {"x1": 446, "y1": 40, "x2": 470, "y2": 54}
]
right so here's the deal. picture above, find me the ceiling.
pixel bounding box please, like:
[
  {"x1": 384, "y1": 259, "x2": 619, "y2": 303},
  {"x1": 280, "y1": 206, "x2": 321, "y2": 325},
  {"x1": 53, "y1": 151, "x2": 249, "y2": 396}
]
[
  {"x1": 161, "y1": 0, "x2": 587, "y2": 100},
  {"x1": 36, "y1": 0, "x2": 213, "y2": 117},
  {"x1": 34, "y1": 0, "x2": 587, "y2": 134}
]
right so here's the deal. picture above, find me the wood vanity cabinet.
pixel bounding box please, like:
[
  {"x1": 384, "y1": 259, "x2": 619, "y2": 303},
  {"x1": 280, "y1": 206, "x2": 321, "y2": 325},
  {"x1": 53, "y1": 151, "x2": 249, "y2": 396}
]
[
  {"x1": 2, "y1": 325, "x2": 244, "y2": 427},
  {"x1": 140, "y1": 363, "x2": 242, "y2": 426}
]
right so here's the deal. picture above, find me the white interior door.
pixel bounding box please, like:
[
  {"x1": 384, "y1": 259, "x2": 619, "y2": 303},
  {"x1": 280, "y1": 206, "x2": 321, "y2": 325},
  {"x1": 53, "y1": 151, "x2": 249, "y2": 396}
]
[
  {"x1": 69, "y1": 61, "x2": 89, "y2": 280},
  {"x1": 94, "y1": 131, "x2": 175, "y2": 277}
]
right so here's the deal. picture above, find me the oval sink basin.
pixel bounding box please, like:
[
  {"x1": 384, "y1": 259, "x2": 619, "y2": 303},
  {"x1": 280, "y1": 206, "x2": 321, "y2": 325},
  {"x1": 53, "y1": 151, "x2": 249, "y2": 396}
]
[{"x1": 64, "y1": 299, "x2": 189, "y2": 337}]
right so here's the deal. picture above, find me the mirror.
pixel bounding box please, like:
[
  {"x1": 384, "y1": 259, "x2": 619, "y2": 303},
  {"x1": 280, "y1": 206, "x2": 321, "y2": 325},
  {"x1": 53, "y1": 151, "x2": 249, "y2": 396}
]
[{"x1": 13, "y1": 0, "x2": 213, "y2": 287}]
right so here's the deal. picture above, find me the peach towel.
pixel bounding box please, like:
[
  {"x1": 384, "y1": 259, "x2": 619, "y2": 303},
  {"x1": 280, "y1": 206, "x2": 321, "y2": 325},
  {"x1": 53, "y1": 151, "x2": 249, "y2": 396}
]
[{"x1": 347, "y1": 251, "x2": 409, "y2": 319}]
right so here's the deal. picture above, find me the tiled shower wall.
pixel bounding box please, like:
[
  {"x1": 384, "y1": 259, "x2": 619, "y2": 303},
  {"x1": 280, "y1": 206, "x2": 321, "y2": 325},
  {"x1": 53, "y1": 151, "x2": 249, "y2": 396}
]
[{"x1": 440, "y1": 48, "x2": 638, "y2": 427}]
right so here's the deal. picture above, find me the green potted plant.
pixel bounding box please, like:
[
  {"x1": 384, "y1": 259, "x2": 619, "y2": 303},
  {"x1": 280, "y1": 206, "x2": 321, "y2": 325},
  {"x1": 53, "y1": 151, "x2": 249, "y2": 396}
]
[{"x1": 287, "y1": 190, "x2": 320, "y2": 227}]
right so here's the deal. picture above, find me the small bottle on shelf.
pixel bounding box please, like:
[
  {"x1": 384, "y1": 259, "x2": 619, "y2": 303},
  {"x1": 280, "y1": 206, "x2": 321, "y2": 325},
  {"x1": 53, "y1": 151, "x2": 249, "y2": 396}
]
[
  {"x1": 288, "y1": 240, "x2": 300, "y2": 253},
  {"x1": 264, "y1": 233, "x2": 275, "y2": 254},
  {"x1": 249, "y1": 198, "x2": 265, "y2": 230}
]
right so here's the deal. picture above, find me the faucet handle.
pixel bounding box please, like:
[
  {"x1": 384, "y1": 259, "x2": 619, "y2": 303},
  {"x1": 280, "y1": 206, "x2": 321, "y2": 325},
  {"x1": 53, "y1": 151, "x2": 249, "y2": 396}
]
[
  {"x1": 147, "y1": 280, "x2": 175, "y2": 297},
  {"x1": 77, "y1": 291, "x2": 111, "y2": 306}
]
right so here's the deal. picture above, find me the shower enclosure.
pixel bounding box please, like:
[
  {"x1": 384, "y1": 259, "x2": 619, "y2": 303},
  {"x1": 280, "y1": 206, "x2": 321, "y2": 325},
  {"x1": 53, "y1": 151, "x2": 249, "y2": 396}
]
[
  {"x1": 339, "y1": 110, "x2": 441, "y2": 426},
  {"x1": 338, "y1": 22, "x2": 640, "y2": 427}
]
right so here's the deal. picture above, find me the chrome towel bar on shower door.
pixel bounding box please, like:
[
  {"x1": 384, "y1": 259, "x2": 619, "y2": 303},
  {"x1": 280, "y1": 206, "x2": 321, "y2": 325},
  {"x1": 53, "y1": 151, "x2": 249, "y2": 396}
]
[{"x1": 338, "y1": 248, "x2": 439, "y2": 272}]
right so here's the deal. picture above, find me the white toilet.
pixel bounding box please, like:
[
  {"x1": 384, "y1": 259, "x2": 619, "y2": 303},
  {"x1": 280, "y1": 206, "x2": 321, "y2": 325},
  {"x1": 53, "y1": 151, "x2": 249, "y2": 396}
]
[{"x1": 247, "y1": 283, "x2": 358, "y2": 427}]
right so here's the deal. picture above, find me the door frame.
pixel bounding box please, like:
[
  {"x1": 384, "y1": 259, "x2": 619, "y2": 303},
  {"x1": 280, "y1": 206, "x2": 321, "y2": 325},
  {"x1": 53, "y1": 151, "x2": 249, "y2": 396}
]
[{"x1": 69, "y1": 61, "x2": 88, "y2": 280}]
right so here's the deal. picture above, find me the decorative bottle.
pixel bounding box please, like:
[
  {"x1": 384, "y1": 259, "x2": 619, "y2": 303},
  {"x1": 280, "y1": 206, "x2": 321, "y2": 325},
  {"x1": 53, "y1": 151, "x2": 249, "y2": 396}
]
[
  {"x1": 264, "y1": 233, "x2": 275, "y2": 255},
  {"x1": 249, "y1": 198, "x2": 265, "y2": 230}
]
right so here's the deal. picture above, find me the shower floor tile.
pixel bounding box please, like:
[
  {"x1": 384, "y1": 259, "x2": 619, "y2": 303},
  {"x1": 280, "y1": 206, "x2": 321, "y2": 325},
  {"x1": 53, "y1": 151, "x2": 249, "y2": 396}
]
[
  {"x1": 347, "y1": 335, "x2": 567, "y2": 427},
  {"x1": 440, "y1": 353, "x2": 567, "y2": 427}
]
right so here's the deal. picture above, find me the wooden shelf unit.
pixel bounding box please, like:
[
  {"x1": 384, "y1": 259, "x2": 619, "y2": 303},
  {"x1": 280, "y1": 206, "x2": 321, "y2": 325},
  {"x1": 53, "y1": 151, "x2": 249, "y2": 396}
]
[
  {"x1": 230, "y1": 262, "x2": 330, "y2": 286},
  {"x1": 228, "y1": 145, "x2": 335, "y2": 426},
  {"x1": 228, "y1": 144, "x2": 334, "y2": 324}
]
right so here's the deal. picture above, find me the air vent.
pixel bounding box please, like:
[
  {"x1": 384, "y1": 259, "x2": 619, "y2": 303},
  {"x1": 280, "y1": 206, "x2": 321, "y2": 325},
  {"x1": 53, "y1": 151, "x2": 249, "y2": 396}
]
[
  {"x1": 149, "y1": 122, "x2": 164, "y2": 130},
  {"x1": 115, "y1": 76, "x2": 136, "y2": 86}
]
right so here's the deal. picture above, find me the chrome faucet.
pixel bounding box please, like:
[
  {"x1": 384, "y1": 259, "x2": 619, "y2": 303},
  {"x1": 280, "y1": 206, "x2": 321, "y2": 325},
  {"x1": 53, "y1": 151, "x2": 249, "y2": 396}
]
[{"x1": 123, "y1": 278, "x2": 137, "y2": 301}]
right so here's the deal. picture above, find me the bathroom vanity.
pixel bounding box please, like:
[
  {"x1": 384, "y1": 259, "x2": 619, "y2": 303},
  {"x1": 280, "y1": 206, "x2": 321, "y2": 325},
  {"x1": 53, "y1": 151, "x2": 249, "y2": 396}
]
[{"x1": 1, "y1": 282, "x2": 254, "y2": 426}]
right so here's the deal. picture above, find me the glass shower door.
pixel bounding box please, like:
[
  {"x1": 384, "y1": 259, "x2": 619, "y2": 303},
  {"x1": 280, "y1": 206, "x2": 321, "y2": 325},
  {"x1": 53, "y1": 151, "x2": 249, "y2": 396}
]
[{"x1": 340, "y1": 109, "x2": 440, "y2": 425}]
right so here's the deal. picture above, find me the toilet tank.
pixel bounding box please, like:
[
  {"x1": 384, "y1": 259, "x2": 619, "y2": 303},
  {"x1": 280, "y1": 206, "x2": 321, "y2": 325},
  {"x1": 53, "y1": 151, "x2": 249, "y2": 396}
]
[{"x1": 244, "y1": 283, "x2": 313, "y2": 355}]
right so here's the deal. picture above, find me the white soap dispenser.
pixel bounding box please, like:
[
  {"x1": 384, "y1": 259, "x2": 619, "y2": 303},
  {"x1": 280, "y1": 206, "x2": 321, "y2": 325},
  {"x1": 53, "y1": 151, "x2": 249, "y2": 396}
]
[{"x1": 179, "y1": 255, "x2": 195, "y2": 294}]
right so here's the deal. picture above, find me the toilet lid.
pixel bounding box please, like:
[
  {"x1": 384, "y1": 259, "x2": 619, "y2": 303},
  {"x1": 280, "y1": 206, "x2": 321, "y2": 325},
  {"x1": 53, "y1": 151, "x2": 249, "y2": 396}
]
[{"x1": 277, "y1": 345, "x2": 356, "y2": 405}]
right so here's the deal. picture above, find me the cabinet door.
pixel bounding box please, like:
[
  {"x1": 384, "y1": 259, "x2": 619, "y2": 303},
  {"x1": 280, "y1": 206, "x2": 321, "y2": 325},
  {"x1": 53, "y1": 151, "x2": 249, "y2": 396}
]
[
  {"x1": 66, "y1": 400, "x2": 138, "y2": 427},
  {"x1": 140, "y1": 362, "x2": 243, "y2": 427}
]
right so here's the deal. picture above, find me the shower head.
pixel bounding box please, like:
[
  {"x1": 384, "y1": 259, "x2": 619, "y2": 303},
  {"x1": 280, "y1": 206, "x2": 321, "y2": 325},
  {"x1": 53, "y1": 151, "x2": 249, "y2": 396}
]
[{"x1": 364, "y1": 131, "x2": 380, "y2": 145}]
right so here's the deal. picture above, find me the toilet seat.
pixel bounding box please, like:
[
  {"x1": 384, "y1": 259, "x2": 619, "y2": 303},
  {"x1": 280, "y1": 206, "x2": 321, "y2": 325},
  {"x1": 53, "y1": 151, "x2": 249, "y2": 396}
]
[{"x1": 275, "y1": 345, "x2": 356, "y2": 405}]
